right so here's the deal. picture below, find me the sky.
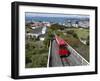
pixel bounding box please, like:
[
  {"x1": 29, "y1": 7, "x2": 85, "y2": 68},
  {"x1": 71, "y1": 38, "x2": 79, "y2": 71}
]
[{"x1": 25, "y1": 12, "x2": 89, "y2": 18}]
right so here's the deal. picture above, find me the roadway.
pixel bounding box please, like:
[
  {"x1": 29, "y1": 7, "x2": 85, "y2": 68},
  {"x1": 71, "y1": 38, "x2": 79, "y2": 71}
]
[{"x1": 49, "y1": 40, "x2": 84, "y2": 67}]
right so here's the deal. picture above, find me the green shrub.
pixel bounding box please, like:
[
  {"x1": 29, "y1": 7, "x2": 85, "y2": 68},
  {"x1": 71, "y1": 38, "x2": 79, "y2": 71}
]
[
  {"x1": 73, "y1": 33, "x2": 78, "y2": 39},
  {"x1": 67, "y1": 30, "x2": 74, "y2": 34}
]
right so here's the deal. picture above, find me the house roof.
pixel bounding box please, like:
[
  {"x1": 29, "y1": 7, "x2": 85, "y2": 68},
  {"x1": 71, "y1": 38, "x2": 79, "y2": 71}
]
[{"x1": 32, "y1": 27, "x2": 43, "y2": 34}]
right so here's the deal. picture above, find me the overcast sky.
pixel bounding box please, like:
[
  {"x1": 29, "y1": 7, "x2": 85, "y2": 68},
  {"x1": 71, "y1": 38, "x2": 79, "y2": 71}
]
[{"x1": 25, "y1": 12, "x2": 89, "y2": 18}]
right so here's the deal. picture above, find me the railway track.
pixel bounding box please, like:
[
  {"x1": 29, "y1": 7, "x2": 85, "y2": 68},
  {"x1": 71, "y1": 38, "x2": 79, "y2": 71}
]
[{"x1": 61, "y1": 57, "x2": 70, "y2": 66}]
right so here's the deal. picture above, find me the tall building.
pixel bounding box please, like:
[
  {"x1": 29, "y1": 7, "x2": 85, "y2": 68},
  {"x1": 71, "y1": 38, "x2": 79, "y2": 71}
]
[{"x1": 67, "y1": 20, "x2": 72, "y2": 27}]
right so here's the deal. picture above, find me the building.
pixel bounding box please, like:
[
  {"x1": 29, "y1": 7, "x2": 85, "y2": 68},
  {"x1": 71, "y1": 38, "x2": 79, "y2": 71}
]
[
  {"x1": 26, "y1": 25, "x2": 48, "y2": 41},
  {"x1": 72, "y1": 21, "x2": 79, "y2": 27},
  {"x1": 39, "y1": 34, "x2": 46, "y2": 41},
  {"x1": 78, "y1": 20, "x2": 89, "y2": 28},
  {"x1": 67, "y1": 20, "x2": 72, "y2": 27}
]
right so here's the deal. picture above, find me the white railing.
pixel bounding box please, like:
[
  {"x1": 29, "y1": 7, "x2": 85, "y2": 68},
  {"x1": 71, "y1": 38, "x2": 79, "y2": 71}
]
[
  {"x1": 67, "y1": 44, "x2": 89, "y2": 65},
  {"x1": 47, "y1": 41, "x2": 51, "y2": 67}
]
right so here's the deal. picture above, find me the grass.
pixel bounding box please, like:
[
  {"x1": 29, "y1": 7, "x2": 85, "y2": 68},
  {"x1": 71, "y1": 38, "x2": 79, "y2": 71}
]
[
  {"x1": 74, "y1": 28, "x2": 89, "y2": 39},
  {"x1": 65, "y1": 27, "x2": 89, "y2": 39}
]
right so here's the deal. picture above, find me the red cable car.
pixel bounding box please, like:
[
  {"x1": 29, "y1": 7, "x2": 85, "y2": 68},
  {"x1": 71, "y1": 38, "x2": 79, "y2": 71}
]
[{"x1": 55, "y1": 35, "x2": 70, "y2": 57}]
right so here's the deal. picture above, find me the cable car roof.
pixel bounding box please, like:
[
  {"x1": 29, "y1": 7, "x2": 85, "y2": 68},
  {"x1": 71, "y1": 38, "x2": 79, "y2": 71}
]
[{"x1": 55, "y1": 35, "x2": 66, "y2": 45}]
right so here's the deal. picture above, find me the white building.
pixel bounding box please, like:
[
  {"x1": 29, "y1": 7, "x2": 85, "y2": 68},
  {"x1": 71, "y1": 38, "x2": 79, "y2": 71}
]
[{"x1": 42, "y1": 26, "x2": 47, "y2": 34}]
